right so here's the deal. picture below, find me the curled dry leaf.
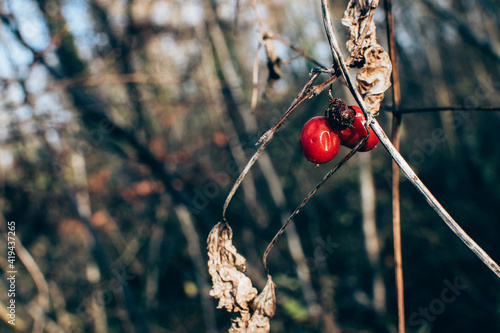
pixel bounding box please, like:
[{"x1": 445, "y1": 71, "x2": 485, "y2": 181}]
[
  {"x1": 207, "y1": 222, "x2": 257, "y2": 312},
  {"x1": 342, "y1": 0, "x2": 391, "y2": 114},
  {"x1": 207, "y1": 222, "x2": 276, "y2": 332},
  {"x1": 246, "y1": 276, "x2": 276, "y2": 332},
  {"x1": 357, "y1": 45, "x2": 392, "y2": 95},
  {"x1": 341, "y1": 0, "x2": 378, "y2": 65}
]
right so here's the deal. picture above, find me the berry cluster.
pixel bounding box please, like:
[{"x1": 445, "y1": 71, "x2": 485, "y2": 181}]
[{"x1": 300, "y1": 99, "x2": 379, "y2": 164}]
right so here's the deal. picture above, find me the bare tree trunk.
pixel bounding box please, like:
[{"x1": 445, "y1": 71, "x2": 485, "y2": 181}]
[
  {"x1": 203, "y1": 2, "x2": 326, "y2": 324},
  {"x1": 198, "y1": 23, "x2": 270, "y2": 228},
  {"x1": 175, "y1": 205, "x2": 217, "y2": 333},
  {"x1": 358, "y1": 153, "x2": 386, "y2": 315},
  {"x1": 425, "y1": 39, "x2": 457, "y2": 155}
]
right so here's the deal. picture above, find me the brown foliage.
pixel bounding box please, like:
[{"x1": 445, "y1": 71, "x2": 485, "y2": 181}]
[{"x1": 207, "y1": 222, "x2": 276, "y2": 332}]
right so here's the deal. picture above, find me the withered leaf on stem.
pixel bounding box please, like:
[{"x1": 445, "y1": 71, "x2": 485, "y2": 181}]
[
  {"x1": 207, "y1": 222, "x2": 257, "y2": 312},
  {"x1": 342, "y1": 0, "x2": 378, "y2": 65},
  {"x1": 357, "y1": 45, "x2": 392, "y2": 95},
  {"x1": 207, "y1": 222, "x2": 276, "y2": 332},
  {"x1": 264, "y1": 36, "x2": 282, "y2": 99},
  {"x1": 342, "y1": 0, "x2": 391, "y2": 115}
]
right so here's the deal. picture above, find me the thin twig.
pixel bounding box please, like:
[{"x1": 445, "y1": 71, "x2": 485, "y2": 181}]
[
  {"x1": 248, "y1": 0, "x2": 264, "y2": 30},
  {"x1": 281, "y1": 53, "x2": 305, "y2": 65},
  {"x1": 251, "y1": 31, "x2": 327, "y2": 111},
  {"x1": 387, "y1": 106, "x2": 500, "y2": 113},
  {"x1": 320, "y1": 0, "x2": 371, "y2": 124},
  {"x1": 385, "y1": 0, "x2": 405, "y2": 331},
  {"x1": 320, "y1": 0, "x2": 500, "y2": 279},
  {"x1": 263, "y1": 31, "x2": 327, "y2": 68},
  {"x1": 256, "y1": 70, "x2": 339, "y2": 145},
  {"x1": 223, "y1": 71, "x2": 324, "y2": 218},
  {"x1": 251, "y1": 42, "x2": 263, "y2": 111},
  {"x1": 0, "y1": 213, "x2": 50, "y2": 312},
  {"x1": 199, "y1": 24, "x2": 269, "y2": 226}
]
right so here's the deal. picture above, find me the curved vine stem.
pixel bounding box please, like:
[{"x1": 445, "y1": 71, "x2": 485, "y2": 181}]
[
  {"x1": 371, "y1": 120, "x2": 500, "y2": 278},
  {"x1": 222, "y1": 70, "x2": 341, "y2": 219},
  {"x1": 320, "y1": 0, "x2": 500, "y2": 279},
  {"x1": 321, "y1": 0, "x2": 371, "y2": 124},
  {"x1": 263, "y1": 136, "x2": 369, "y2": 272}
]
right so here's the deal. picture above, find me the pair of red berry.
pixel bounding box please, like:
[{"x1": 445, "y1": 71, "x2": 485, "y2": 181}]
[{"x1": 300, "y1": 106, "x2": 379, "y2": 164}]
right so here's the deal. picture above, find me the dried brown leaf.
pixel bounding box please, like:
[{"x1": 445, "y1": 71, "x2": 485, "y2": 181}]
[
  {"x1": 341, "y1": 0, "x2": 377, "y2": 64},
  {"x1": 208, "y1": 222, "x2": 276, "y2": 332},
  {"x1": 208, "y1": 222, "x2": 258, "y2": 312},
  {"x1": 357, "y1": 45, "x2": 392, "y2": 96},
  {"x1": 230, "y1": 276, "x2": 276, "y2": 333},
  {"x1": 251, "y1": 276, "x2": 276, "y2": 318},
  {"x1": 342, "y1": 0, "x2": 391, "y2": 114}
]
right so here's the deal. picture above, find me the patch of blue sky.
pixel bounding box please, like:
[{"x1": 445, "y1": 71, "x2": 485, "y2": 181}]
[
  {"x1": 160, "y1": 35, "x2": 187, "y2": 69},
  {"x1": 11, "y1": 0, "x2": 50, "y2": 51},
  {"x1": 34, "y1": 93, "x2": 69, "y2": 118},
  {"x1": 4, "y1": 82, "x2": 25, "y2": 105},
  {"x1": 0, "y1": 149, "x2": 14, "y2": 168},
  {"x1": 0, "y1": 44, "x2": 15, "y2": 79},
  {"x1": 14, "y1": 105, "x2": 34, "y2": 122},
  {"x1": 180, "y1": 1, "x2": 204, "y2": 27},
  {"x1": 150, "y1": 1, "x2": 171, "y2": 26},
  {"x1": 62, "y1": 0, "x2": 97, "y2": 60},
  {"x1": 313, "y1": 41, "x2": 332, "y2": 66},
  {"x1": 25, "y1": 64, "x2": 49, "y2": 94},
  {"x1": 45, "y1": 128, "x2": 62, "y2": 149},
  {"x1": 216, "y1": 0, "x2": 235, "y2": 23},
  {"x1": 0, "y1": 31, "x2": 34, "y2": 75}
]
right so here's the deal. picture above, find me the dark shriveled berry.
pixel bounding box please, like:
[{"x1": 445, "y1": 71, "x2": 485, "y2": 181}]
[{"x1": 324, "y1": 98, "x2": 356, "y2": 130}]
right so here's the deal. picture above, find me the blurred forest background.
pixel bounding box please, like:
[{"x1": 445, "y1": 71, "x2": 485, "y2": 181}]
[{"x1": 0, "y1": 0, "x2": 500, "y2": 332}]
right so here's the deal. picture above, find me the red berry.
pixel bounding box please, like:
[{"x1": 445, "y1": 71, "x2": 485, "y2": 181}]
[
  {"x1": 338, "y1": 106, "x2": 379, "y2": 151},
  {"x1": 300, "y1": 116, "x2": 340, "y2": 164}
]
